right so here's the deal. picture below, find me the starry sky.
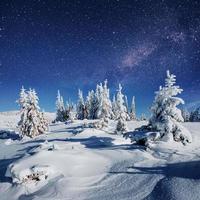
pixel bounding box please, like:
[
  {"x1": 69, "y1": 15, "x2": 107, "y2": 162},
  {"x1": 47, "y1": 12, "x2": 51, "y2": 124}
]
[{"x1": 1, "y1": 0, "x2": 200, "y2": 115}]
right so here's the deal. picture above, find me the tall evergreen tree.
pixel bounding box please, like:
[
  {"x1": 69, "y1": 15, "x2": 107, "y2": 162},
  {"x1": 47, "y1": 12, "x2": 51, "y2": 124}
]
[
  {"x1": 77, "y1": 89, "x2": 87, "y2": 119},
  {"x1": 99, "y1": 80, "x2": 113, "y2": 119},
  {"x1": 18, "y1": 88, "x2": 48, "y2": 138},
  {"x1": 149, "y1": 70, "x2": 192, "y2": 144},
  {"x1": 181, "y1": 109, "x2": 190, "y2": 122},
  {"x1": 115, "y1": 84, "x2": 129, "y2": 120},
  {"x1": 55, "y1": 90, "x2": 67, "y2": 122},
  {"x1": 190, "y1": 107, "x2": 200, "y2": 122},
  {"x1": 130, "y1": 96, "x2": 136, "y2": 120}
]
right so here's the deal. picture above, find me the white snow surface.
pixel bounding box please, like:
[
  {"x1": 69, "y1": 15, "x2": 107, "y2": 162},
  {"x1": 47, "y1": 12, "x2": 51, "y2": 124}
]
[{"x1": 0, "y1": 112, "x2": 200, "y2": 200}]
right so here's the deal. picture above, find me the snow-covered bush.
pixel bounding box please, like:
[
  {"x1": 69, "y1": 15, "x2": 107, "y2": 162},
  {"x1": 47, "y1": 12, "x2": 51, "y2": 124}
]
[
  {"x1": 115, "y1": 115, "x2": 127, "y2": 135},
  {"x1": 18, "y1": 87, "x2": 48, "y2": 138},
  {"x1": 94, "y1": 117, "x2": 109, "y2": 129}
]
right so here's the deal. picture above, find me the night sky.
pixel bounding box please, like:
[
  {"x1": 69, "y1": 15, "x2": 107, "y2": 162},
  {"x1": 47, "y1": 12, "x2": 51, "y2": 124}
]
[{"x1": 1, "y1": 0, "x2": 200, "y2": 116}]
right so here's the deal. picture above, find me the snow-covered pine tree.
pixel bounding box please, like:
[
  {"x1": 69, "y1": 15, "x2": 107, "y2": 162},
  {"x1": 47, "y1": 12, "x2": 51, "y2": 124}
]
[
  {"x1": 181, "y1": 109, "x2": 190, "y2": 122},
  {"x1": 115, "y1": 116, "x2": 128, "y2": 135},
  {"x1": 17, "y1": 86, "x2": 28, "y2": 138},
  {"x1": 130, "y1": 96, "x2": 136, "y2": 120},
  {"x1": 17, "y1": 86, "x2": 28, "y2": 109},
  {"x1": 38, "y1": 111, "x2": 48, "y2": 134},
  {"x1": 115, "y1": 84, "x2": 129, "y2": 120},
  {"x1": 18, "y1": 88, "x2": 47, "y2": 138},
  {"x1": 99, "y1": 80, "x2": 113, "y2": 120},
  {"x1": 55, "y1": 90, "x2": 67, "y2": 122},
  {"x1": 114, "y1": 84, "x2": 128, "y2": 134},
  {"x1": 124, "y1": 95, "x2": 130, "y2": 120},
  {"x1": 189, "y1": 107, "x2": 200, "y2": 122},
  {"x1": 65, "y1": 100, "x2": 75, "y2": 121},
  {"x1": 112, "y1": 95, "x2": 117, "y2": 119},
  {"x1": 95, "y1": 83, "x2": 104, "y2": 119},
  {"x1": 77, "y1": 89, "x2": 87, "y2": 120},
  {"x1": 149, "y1": 70, "x2": 192, "y2": 144}
]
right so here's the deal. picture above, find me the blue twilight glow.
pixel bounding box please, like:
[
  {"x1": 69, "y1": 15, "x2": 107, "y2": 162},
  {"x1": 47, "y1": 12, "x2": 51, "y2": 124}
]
[{"x1": 1, "y1": 0, "x2": 200, "y2": 116}]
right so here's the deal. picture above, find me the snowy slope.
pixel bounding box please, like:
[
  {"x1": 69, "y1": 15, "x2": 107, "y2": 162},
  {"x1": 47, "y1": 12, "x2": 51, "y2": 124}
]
[{"x1": 0, "y1": 112, "x2": 200, "y2": 200}]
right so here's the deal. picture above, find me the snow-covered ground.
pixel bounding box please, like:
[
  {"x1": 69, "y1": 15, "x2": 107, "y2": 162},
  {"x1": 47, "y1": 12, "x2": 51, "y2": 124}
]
[{"x1": 0, "y1": 112, "x2": 200, "y2": 200}]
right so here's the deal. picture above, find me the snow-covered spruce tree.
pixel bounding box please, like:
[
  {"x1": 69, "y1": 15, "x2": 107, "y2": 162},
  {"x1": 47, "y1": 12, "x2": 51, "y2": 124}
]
[
  {"x1": 181, "y1": 109, "x2": 190, "y2": 122},
  {"x1": 115, "y1": 113, "x2": 128, "y2": 134},
  {"x1": 18, "y1": 88, "x2": 47, "y2": 138},
  {"x1": 130, "y1": 96, "x2": 136, "y2": 120},
  {"x1": 17, "y1": 86, "x2": 28, "y2": 137},
  {"x1": 55, "y1": 90, "x2": 67, "y2": 122},
  {"x1": 38, "y1": 111, "x2": 49, "y2": 134},
  {"x1": 114, "y1": 84, "x2": 128, "y2": 134},
  {"x1": 115, "y1": 84, "x2": 129, "y2": 120},
  {"x1": 149, "y1": 70, "x2": 192, "y2": 144},
  {"x1": 99, "y1": 80, "x2": 114, "y2": 120},
  {"x1": 112, "y1": 95, "x2": 117, "y2": 119},
  {"x1": 124, "y1": 95, "x2": 130, "y2": 120},
  {"x1": 65, "y1": 100, "x2": 75, "y2": 121},
  {"x1": 85, "y1": 90, "x2": 98, "y2": 119},
  {"x1": 93, "y1": 80, "x2": 113, "y2": 128},
  {"x1": 77, "y1": 89, "x2": 87, "y2": 120},
  {"x1": 189, "y1": 107, "x2": 200, "y2": 122}
]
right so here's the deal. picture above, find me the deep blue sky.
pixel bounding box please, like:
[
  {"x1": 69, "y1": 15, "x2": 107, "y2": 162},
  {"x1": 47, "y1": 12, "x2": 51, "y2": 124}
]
[{"x1": 1, "y1": 0, "x2": 200, "y2": 116}]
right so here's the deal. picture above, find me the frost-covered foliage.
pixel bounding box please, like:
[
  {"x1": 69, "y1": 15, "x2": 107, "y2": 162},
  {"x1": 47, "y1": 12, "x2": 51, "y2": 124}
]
[
  {"x1": 38, "y1": 112, "x2": 49, "y2": 133},
  {"x1": 77, "y1": 89, "x2": 88, "y2": 120},
  {"x1": 115, "y1": 84, "x2": 129, "y2": 120},
  {"x1": 115, "y1": 115, "x2": 127, "y2": 134},
  {"x1": 149, "y1": 70, "x2": 192, "y2": 145},
  {"x1": 97, "y1": 80, "x2": 114, "y2": 120},
  {"x1": 130, "y1": 96, "x2": 136, "y2": 120},
  {"x1": 18, "y1": 88, "x2": 48, "y2": 138},
  {"x1": 181, "y1": 109, "x2": 190, "y2": 122},
  {"x1": 55, "y1": 90, "x2": 68, "y2": 122},
  {"x1": 190, "y1": 107, "x2": 200, "y2": 122},
  {"x1": 65, "y1": 101, "x2": 76, "y2": 121},
  {"x1": 86, "y1": 90, "x2": 99, "y2": 119}
]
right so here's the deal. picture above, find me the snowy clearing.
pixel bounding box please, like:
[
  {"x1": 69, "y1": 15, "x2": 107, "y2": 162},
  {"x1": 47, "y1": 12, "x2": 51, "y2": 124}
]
[{"x1": 0, "y1": 112, "x2": 200, "y2": 200}]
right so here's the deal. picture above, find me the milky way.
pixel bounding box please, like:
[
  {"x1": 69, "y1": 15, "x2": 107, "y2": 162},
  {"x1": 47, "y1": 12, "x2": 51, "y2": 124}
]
[{"x1": 0, "y1": 0, "x2": 200, "y2": 114}]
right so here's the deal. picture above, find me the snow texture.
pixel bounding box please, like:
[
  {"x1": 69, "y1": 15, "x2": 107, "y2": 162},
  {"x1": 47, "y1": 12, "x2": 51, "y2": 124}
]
[{"x1": 0, "y1": 111, "x2": 200, "y2": 200}]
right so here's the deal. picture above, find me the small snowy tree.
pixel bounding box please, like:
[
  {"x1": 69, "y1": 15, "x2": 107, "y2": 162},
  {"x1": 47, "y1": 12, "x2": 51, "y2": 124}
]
[
  {"x1": 112, "y1": 95, "x2": 117, "y2": 119},
  {"x1": 124, "y1": 95, "x2": 130, "y2": 120},
  {"x1": 130, "y1": 96, "x2": 136, "y2": 120},
  {"x1": 115, "y1": 114, "x2": 128, "y2": 135},
  {"x1": 114, "y1": 84, "x2": 128, "y2": 134},
  {"x1": 55, "y1": 90, "x2": 67, "y2": 122},
  {"x1": 38, "y1": 111, "x2": 48, "y2": 134},
  {"x1": 181, "y1": 109, "x2": 190, "y2": 122},
  {"x1": 99, "y1": 80, "x2": 113, "y2": 120},
  {"x1": 190, "y1": 107, "x2": 200, "y2": 122},
  {"x1": 86, "y1": 90, "x2": 99, "y2": 119},
  {"x1": 65, "y1": 100, "x2": 75, "y2": 121},
  {"x1": 149, "y1": 70, "x2": 192, "y2": 144},
  {"x1": 77, "y1": 89, "x2": 87, "y2": 120},
  {"x1": 115, "y1": 84, "x2": 129, "y2": 120},
  {"x1": 18, "y1": 88, "x2": 47, "y2": 138},
  {"x1": 17, "y1": 86, "x2": 28, "y2": 137}
]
